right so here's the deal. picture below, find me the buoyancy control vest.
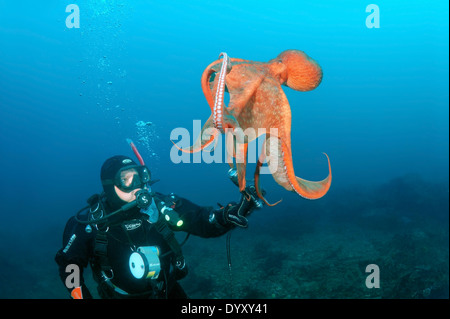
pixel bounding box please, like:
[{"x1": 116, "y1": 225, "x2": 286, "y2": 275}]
[{"x1": 84, "y1": 192, "x2": 188, "y2": 297}]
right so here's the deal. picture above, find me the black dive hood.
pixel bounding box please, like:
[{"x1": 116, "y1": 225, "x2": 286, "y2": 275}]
[
  {"x1": 76, "y1": 139, "x2": 157, "y2": 225},
  {"x1": 75, "y1": 139, "x2": 182, "y2": 227}
]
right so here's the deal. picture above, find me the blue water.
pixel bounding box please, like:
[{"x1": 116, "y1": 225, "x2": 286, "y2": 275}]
[{"x1": 0, "y1": 1, "x2": 448, "y2": 299}]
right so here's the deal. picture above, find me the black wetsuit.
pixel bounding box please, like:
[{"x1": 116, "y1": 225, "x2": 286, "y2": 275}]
[{"x1": 55, "y1": 192, "x2": 233, "y2": 299}]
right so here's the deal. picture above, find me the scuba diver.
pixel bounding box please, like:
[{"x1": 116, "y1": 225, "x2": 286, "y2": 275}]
[{"x1": 55, "y1": 142, "x2": 262, "y2": 299}]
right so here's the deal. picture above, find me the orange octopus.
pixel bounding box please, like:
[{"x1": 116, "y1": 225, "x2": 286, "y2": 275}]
[{"x1": 178, "y1": 50, "x2": 332, "y2": 205}]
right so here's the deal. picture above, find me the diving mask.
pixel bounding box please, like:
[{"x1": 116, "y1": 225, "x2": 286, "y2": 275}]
[{"x1": 103, "y1": 165, "x2": 151, "y2": 193}]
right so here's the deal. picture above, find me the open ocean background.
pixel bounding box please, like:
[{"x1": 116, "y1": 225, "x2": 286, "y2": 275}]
[{"x1": 0, "y1": 0, "x2": 448, "y2": 299}]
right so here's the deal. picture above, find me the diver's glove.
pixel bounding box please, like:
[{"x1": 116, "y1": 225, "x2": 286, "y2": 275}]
[
  {"x1": 223, "y1": 199, "x2": 251, "y2": 228},
  {"x1": 218, "y1": 184, "x2": 264, "y2": 228},
  {"x1": 243, "y1": 184, "x2": 264, "y2": 210}
]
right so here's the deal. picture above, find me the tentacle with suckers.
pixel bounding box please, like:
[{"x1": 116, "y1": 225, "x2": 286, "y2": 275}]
[
  {"x1": 254, "y1": 135, "x2": 331, "y2": 203},
  {"x1": 174, "y1": 53, "x2": 232, "y2": 154},
  {"x1": 212, "y1": 52, "x2": 231, "y2": 133},
  {"x1": 201, "y1": 55, "x2": 259, "y2": 114},
  {"x1": 275, "y1": 137, "x2": 331, "y2": 199},
  {"x1": 254, "y1": 135, "x2": 283, "y2": 206},
  {"x1": 171, "y1": 116, "x2": 218, "y2": 153},
  {"x1": 176, "y1": 52, "x2": 234, "y2": 154}
]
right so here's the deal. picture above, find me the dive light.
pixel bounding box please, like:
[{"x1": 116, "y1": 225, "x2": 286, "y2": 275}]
[{"x1": 160, "y1": 204, "x2": 184, "y2": 227}]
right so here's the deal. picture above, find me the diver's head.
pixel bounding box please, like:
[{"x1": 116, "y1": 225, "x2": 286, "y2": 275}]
[{"x1": 101, "y1": 155, "x2": 151, "y2": 210}]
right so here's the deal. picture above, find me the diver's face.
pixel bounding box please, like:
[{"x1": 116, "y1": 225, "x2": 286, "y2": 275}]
[
  {"x1": 114, "y1": 168, "x2": 142, "y2": 203},
  {"x1": 115, "y1": 185, "x2": 141, "y2": 202}
]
